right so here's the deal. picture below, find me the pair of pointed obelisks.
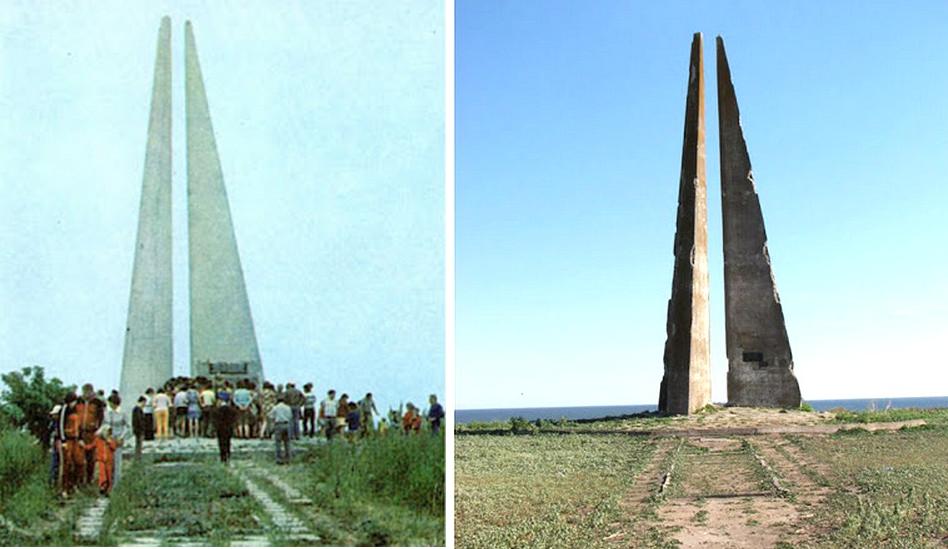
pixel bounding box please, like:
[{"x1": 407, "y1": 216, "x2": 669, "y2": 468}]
[
  {"x1": 119, "y1": 17, "x2": 262, "y2": 403},
  {"x1": 658, "y1": 33, "x2": 801, "y2": 415}
]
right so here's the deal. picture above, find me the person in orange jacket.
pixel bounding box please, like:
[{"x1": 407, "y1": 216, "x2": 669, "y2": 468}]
[
  {"x1": 75, "y1": 383, "x2": 105, "y2": 486},
  {"x1": 94, "y1": 425, "x2": 117, "y2": 495}
]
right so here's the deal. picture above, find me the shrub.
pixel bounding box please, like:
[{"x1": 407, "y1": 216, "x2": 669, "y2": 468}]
[{"x1": 0, "y1": 366, "x2": 74, "y2": 447}]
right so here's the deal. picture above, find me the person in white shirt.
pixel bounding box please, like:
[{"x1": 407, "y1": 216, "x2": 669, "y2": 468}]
[{"x1": 319, "y1": 389, "x2": 338, "y2": 440}]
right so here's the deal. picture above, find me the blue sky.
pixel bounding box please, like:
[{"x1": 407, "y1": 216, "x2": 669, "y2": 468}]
[
  {"x1": 457, "y1": 1, "x2": 948, "y2": 409},
  {"x1": 0, "y1": 1, "x2": 444, "y2": 415}
]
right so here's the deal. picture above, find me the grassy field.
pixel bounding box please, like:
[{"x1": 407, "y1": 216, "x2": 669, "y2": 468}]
[
  {"x1": 455, "y1": 434, "x2": 654, "y2": 547},
  {"x1": 788, "y1": 427, "x2": 948, "y2": 547},
  {"x1": 455, "y1": 408, "x2": 948, "y2": 548}
]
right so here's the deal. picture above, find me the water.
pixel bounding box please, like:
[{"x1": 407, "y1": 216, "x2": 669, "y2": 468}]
[{"x1": 455, "y1": 396, "x2": 948, "y2": 424}]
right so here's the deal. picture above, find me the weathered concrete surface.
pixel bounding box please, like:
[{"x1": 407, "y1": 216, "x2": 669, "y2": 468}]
[
  {"x1": 185, "y1": 22, "x2": 263, "y2": 383},
  {"x1": 716, "y1": 37, "x2": 800, "y2": 408},
  {"x1": 120, "y1": 17, "x2": 174, "y2": 403},
  {"x1": 659, "y1": 33, "x2": 711, "y2": 415}
]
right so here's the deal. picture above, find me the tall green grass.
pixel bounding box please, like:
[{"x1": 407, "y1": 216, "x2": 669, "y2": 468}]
[
  {"x1": 0, "y1": 427, "x2": 73, "y2": 545},
  {"x1": 303, "y1": 433, "x2": 444, "y2": 514},
  {"x1": 297, "y1": 433, "x2": 445, "y2": 546}
]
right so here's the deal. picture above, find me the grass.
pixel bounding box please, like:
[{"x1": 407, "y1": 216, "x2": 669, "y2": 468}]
[
  {"x1": 101, "y1": 456, "x2": 264, "y2": 545},
  {"x1": 788, "y1": 427, "x2": 948, "y2": 547},
  {"x1": 0, "y1": 427, "x2": 82, "y2": 546},
  {"x1": 292, "y1": 433, "x2": 446, "y2": 546},
  {"x1": 832, "y1": 407, "x2": 948, "y2": 426},
  {"x1": 455, "y1": 433, "x2": 654, "y2": 548}
]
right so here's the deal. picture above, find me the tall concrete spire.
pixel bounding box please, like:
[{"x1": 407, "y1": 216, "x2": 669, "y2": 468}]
[
  {"x1": 120, "y1": 16, "x2": 174, "y2": 402},
  {"x1": 659, "y1": 33, "x2": 711, "y2": 415},
  {"x1": 716, "y1": 37, "x2": 800, "y2": 408},
  {"x1": 185, "y1": 22, "x2": 263, "y2": 382}
]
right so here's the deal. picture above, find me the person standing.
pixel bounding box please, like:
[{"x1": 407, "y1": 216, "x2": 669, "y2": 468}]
[
  {"x1": 402, "y1": 403, "x2": 422, "y2": 434},
  {"x1": 143, "y1": 388, "x2": 156, "y2": 441},
  {"x1": 93, "y1": 425, "x2": 116, "y2": 495},
  {"x1": 345, "y1": 402, "x2": 361, "y2": 441},
  {"x1": 359, "y1": 393, "x2": 379, "y2": 435},
  {"x1": 233, "y1": 382, "x2": 253, "y2": 439},
  {"x1": 336, "y1": 393, "x2": 350, "y2": 438},
  {"x1": 302, "y1": 383, "x2": 317, "y2": 437},
  {"x1": 269, "y1": 396, "x2": 293, "y2": 464},
  {"x1": 427, "y1": 394, "x2": 445, "y2": 435},
  {"x1": 284, "y1": 383, "x2": 303, "y2": 439},
  {"x1": 59, "y1": 392, "x2": 83, "y2": 496},
  {"x1": 153, "y1": 388, "x2": 171, "y2": 439},
  {"x1": 199, "y1": 384, "x2": 216, "y2": 437},
  {"x1": 319, "y1": 389, "x2": 338, "y2": 440},
  {"x1": 186, "y1": 384, "x2": 201, "y2": 438},
  {"x1": 48, "y1": 404, "x2": 62, "y2": 486},
  {"x1": 258, "y1": 382, "x2": 276, "y2": 439},
  {"x1": 213, "y1": 396, "x2": 239, "y2": 463},
  {"x1": 101, "y1": 393, "x2": 128, "y2": 489},
  {"x1": 132, "y1": 396, "x2": 146, "y2": 459},
  {"x1": 76, "y1": 384, "x2": 105, "y2": 485},
  {"x1": 173, "y1": 386, "x2": 189, "y2": 436}
]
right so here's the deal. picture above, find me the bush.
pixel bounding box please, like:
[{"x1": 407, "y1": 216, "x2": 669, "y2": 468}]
[
  {"x1": 0, "y1": 366, "x2": 74, "y2": 447},
  {"x1": 799, "y1": 402, "x2": 815, "y2": 412}
]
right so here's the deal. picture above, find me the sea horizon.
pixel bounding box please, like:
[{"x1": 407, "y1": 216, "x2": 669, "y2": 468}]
[{"x1": 455, "y1": 395, "x2": 948, "y2": 424}]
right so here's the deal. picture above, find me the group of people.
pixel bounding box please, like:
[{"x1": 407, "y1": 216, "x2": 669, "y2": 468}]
[
  {"x1": 48, "y1": 377, "x2": 445, "y2": 496},
  {"x1": 49, "y1": 383, "x2": 127, "y2": 497}
]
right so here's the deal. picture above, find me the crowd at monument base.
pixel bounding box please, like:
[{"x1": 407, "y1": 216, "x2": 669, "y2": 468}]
[{"x1": 49, "y1": 379, "x2": 445, "y2": 499}]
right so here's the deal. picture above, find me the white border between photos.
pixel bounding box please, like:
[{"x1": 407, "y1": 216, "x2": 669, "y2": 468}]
[{"x1": 444, "y1": 0, "x2": 456, "y2": 547}]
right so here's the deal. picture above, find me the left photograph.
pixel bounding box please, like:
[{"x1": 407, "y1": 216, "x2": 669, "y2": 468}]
[{"x1": 0, "y1": 3, "x2": 445, "y2": 546}]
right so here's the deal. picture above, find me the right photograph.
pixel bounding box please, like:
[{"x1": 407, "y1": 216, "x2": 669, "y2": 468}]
[{"x1": 454, "y1": 2, "x2": 948, "y2": 548}]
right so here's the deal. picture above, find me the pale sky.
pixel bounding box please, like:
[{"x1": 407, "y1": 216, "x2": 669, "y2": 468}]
[{"x1": 0, "y1": 1, "x2": 445, "y2": 415}]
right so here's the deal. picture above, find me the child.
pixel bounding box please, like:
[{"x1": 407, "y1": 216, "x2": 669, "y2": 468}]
[{"x1": 94, "y1": 425, "x2": 117, "y2": 495}]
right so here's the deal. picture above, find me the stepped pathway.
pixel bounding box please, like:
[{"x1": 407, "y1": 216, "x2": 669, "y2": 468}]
[
  {"x1": 234, "y1": 465, "x2": 321, "y2": 544},
  {"x1": 240, "y1": 463, "x2": 313, "y2": 505},
  {"x1": 604, "y1": 437, "x2": 680, "y2": 544},
  {"x1": 75, "y1": 497, "x2": 109, "y2": 542},
  {"x1": 641, "y1": 437, "x2": 806, "y2": 548}
]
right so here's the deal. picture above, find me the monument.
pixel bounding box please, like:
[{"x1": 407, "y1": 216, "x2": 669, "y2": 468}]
[
  {"x1": 185, "y1": 22, "x2": 263, "y2": 383},
  {"x1": 716, "y1": 36, "x2": 801, "y2": 408},
  {"x1": 119, "y1": 17, "x2": 174, "y2": 403},
  {"x1": 658, "y1": 33, "x2": 712, "y2": 415},
  {"x1": 120, "y1": 18, "x2": 263, "y2": 400}
]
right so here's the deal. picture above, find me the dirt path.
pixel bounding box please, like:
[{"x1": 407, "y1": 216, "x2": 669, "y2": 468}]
[{"x1": 616, "y1": 434, "x2": 845, "y2": 548}]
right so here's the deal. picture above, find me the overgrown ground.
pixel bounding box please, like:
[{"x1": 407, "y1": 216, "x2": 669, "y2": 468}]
[
  {"x1": 0, "y1": 432, "x2": 445, "y2": 546},
  {"x1": 455, "y1": 407, "x2": 948, "y2": 548}
]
